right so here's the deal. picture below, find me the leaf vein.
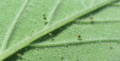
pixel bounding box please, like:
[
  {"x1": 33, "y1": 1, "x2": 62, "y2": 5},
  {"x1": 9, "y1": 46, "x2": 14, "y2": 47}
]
[{"x1": 1, "y1": 0, "x2": 29, "y2": 51}]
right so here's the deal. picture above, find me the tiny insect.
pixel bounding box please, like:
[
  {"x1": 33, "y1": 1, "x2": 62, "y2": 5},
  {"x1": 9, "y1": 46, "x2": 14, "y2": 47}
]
[
  {"x1": 78, "y1": 35, "x2": 81, "y2": 38},
  {"x1": 43, "y1": 14, "x2": 47, "y2": 20},
  {"x1": 90, "y1": 17, "x2": 95, "y2": 24},
  {"x1": 77, "y1": 35, "x2": 82, "y2": 40},
  {"x1": 65, "y1": 45, "x2": 69, "y2": 48},
  {"x1": 44, "y1": 22, "x2": 48, "y2": 25},
  {"x1": 61, "y1": 56, "x2": 64, "y2": 60},
  {"x1": 109, "y1": 46, "x2": 113, "y2": 49},
  {"x1": 77, "y1": 59, "x2": 79, "y2": 61}
]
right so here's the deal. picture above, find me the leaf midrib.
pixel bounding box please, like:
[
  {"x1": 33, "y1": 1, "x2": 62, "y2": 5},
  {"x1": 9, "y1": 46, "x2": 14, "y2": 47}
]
[{"x1": 0, "y1": 0, "x2": 118, "y2": 60}]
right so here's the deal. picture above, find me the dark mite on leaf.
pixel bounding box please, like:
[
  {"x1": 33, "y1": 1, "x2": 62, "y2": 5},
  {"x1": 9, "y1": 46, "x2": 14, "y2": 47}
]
[
  {"x1": 90, "y1": 17, "x2": 95, "y2": 24},
  {"x1": 77, "y1": 35, "x2": 82, "y2": 40},
  {"x1": 61, "y1": 56, "x2": 64, "y2": 60},
  {"x1": 78, "y1": 35, "x2": 81, "y2": 38},
  {"x1": 44, "y1": 22, "x2": 48, "y2": 25},
  {"x1": 77, "y1": 59, "x2": 79, "y2": 61},
  {"x1": 109, "y1": 46, "x2": 113, "y2": 49},
  {"x1": 43, "y1": 14, "x2": 47, "y2": 20}
]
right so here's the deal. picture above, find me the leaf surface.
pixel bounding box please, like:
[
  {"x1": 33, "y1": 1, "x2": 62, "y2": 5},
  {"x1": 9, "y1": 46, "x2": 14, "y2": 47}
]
[
  {"x1": 5, "y1": 1, "x2": 120, "y2": 61},
  {"x1": 0, "y1": 0, "x2": 118, "y2": 60},
  {"x1": 32, "y1": 3, "x2": 120, "y2": 47}
]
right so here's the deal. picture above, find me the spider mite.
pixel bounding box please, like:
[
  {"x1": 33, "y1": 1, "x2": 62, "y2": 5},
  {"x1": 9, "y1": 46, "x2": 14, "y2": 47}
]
[
  {"x1": 44, "y1": 21, "x2": 48, "y2": 25},
  {"x1": 77, "y1": 35, "x2": 82, "y2": 40},
  {"x1": 78, "y1": 35, "x2": 81, "y2": 38},
  {"x1": 90, "y1": 17, "x2": 95, "y2": 24},
  {"x1": 43, "y1": 14, "x2": 47, "y2": 20}
]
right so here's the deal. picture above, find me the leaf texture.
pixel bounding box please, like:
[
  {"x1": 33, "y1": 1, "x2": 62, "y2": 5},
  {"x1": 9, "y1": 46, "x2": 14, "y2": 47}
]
[
  {"x1": 4, "y1": 1, "x2": 120, "y2": 61},
  {"x1": 32, "y1": 3, "x2": 120, "y2": 47},
  {"x1": 0, "y1": 0, "x2": 118, "y2": 60}
]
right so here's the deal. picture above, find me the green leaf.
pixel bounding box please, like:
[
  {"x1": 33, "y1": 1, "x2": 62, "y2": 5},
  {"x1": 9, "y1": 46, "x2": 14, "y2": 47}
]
[
  {"x1": 5, "y1": 1, "x2": 120, "y2": 61},
  {"x1": 32, "y1": 3, "x2": 120, "y2": 47},
  {"x1": 0, "y1": 0, "x2": 118, "y2": 60},
  {"x1": 9, "y1": 43, "x2": 120, "y2": 61}
]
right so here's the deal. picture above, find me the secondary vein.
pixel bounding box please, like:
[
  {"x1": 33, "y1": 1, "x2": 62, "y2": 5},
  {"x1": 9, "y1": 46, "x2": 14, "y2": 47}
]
[
  {"x1": 0, "y1": 0, "x2": 118, "y2": 60},
  {"x1": 30, "y1": 39, "x2": 120, "y2": 47},
  {"x1": 43, "y1": 0, "x2": 62, "y2": 30},
  {"x1": 1, "y1": 0, "x2": 29, "y2": 51}
]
